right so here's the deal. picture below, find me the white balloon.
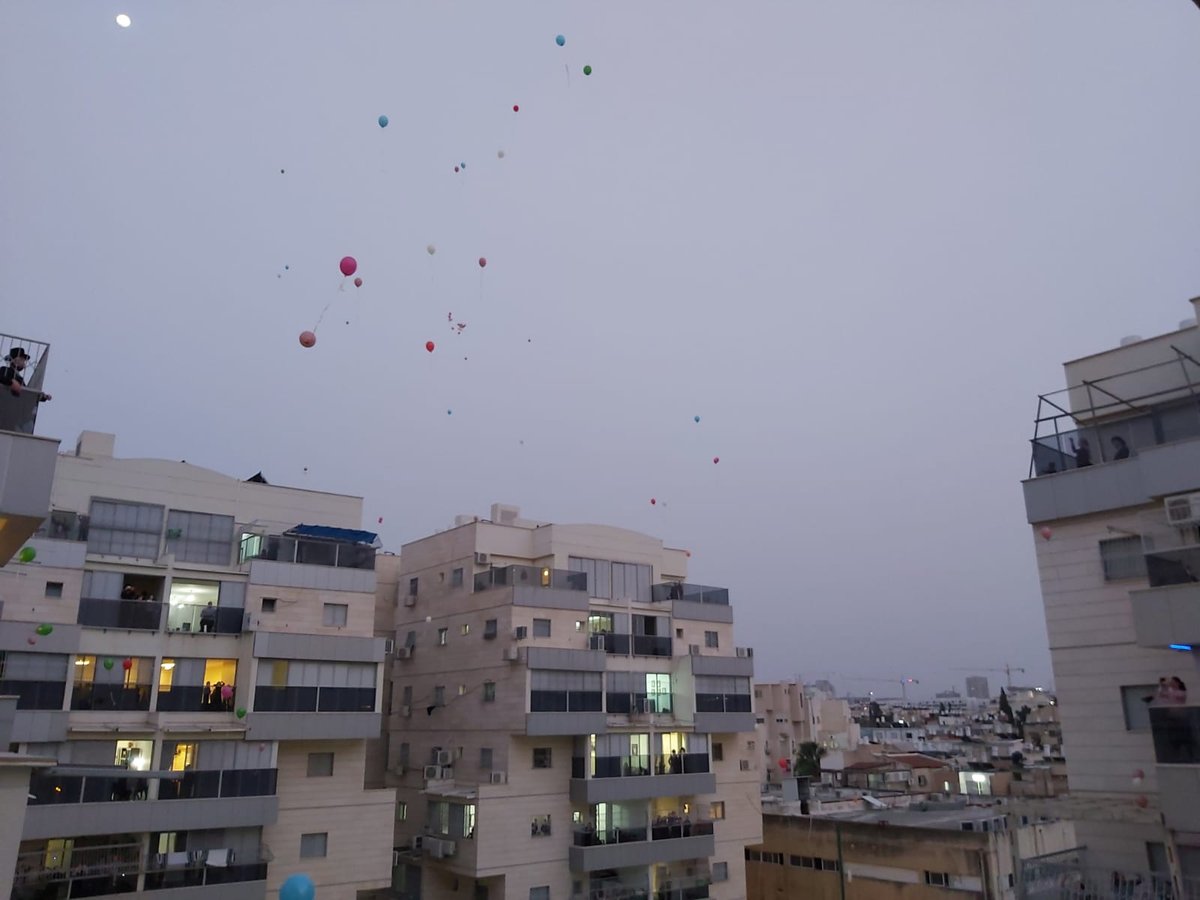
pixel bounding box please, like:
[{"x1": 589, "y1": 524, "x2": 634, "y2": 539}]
[
  {"x1": 426, "y1": 244, "x2": 436, "y2": 256},
  {"x1": 115, "y1": 13, "x2": 131, "y2": 27}
]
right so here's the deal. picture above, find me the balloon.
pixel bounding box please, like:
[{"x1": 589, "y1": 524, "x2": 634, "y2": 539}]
[
  {"x1": 713, "y1": 457, "x2": 720, "y2": 464},
  {"x1": 478, "y1": 257, "x2": 487, "y2": 268},
  {"x1": 299, "y1": 331, "x2": 316, "y2": 349},
  {"x1": 35, "y1": 624, "x2": 53, "y2": 636},
  {"x1": 512, "y1": 105, "x2": 519, "y2": 112},
  {"x1": 650, "y1": 498, "x2": 656, "y2": 505},
  {"x1": 460, "y1": 162, "x2": 467, "y2": 170},
  {"x1": 778, "y1": 758, "x2": 789, "y2": 770},
  {"x1": 447, "y1": 409, "x2": 453, "y2": 415},
  {"x1": 685, "y1": 550, "x2": 692, "y2": 558},
  {"x1": 583, "y1": 65, "x2": 593, "y2": 76},
  {"x1": 378, "y1": 115, "x2": 389, "y2": 128},
  {"x1": 1132, "y1": 768, "x2": 1145, "y2": 785},
  {"x1": 497, "y1": 150, "x2": 505, "y2": 159},
  {"x1": 103, "y1": 658, "x2": 115, "y2": 670},
  {"x1": 694, "y1": 415, "x2": 701, "y2": 423},
  {"x1": 556, "y1": 34, "x2": 566, "y2": 46},
  {"x1": 26, "y1": 637, "x2": 36, "y2": 645},
  {"x1": 426, "y1": 244, "x2": 437, "y2": 256},
  {"x1": 236, "y1": 707, "x2": 247, "y2": 719},
  {"x1": 122, "y1": 658, "x2": 133, "y2": 671},
  {"x1": 115, "y1": 14, "x2": 131, "y2": 27},
  {"x1": 221, "y1": 684, "x2": 234, "y2": 700},
  {"x1": 18, "y1": 547, "x2": 36, "y2": 563},
  {"x1": 339, "y1": 256, "x2": 357, "y2": 277},
  {"x1": 280, "y1": 873, "x2": 316, "y2": 900},
  {"x1": 1039, "y1": 526, "x2": 1052, "y2": 541},
  {"x1": 1135, "y1": 795, "x2": 1149, "y2": 809},
  {"x1": 454, "y1": 166, "x2": 460, "y2": 173},
  {"x1": 353, "y1": 277, "x2": 363, "y2": 288},
  {"x1": 425, "y1": 341, "x2": 435, "y2": 353}
]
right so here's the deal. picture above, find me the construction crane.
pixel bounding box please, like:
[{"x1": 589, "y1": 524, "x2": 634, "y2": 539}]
[
  {"x1": 952, "y1": 663, "x2": 1026, "y2": 688},
  {"x1": 836, "y1": 675, "x2": 920, "y2": 701}
]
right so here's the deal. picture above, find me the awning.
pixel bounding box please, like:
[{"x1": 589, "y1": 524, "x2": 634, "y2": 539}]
[{"x1": 286, "y1": 524, "x2": 380, "y2": 546}]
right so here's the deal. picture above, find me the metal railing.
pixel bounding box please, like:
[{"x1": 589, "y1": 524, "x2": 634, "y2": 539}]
[
  {"x1": 651, "y1": 583, "x2": 730, "y2": 606},
  {"x1": 1023, "y1": 851, "x2": 1200, "y2": 900},
  {"x1": 70, "y1": 682, "x2": 153, "y2": 711},
  {"x1": 35, "y1": 510, "x2": 90, "y2": 542}
]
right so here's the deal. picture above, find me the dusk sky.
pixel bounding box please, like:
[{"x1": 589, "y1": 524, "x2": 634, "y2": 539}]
[{"x1": 4, "y1": 1, "x2": 1200, "y2": 699}]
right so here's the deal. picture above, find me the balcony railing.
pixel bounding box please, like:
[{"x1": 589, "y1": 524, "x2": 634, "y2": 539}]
[
  {"x1": 572, "y1": 879, "x2": 709, "y2": 900},
  {"x1": 589, "y1": 634, "x2": 672, "y2": 657},
  {"x1": 77, "y1": 597, "x2": 164, "y2": 631},
  {"x1": 606, "y1": 693, "x2": 673, "y2": 715},
  {"x1": 157, "y1": 685, "x2": 237, "y2": 713},
  {"x1": 35, "y1": 510, "x2": 90, "y2": 542},
  {"x1": 243, "y1": 533, "x2": 375, "y2": 570},
  {"x1": 167, "y1": 603, "x2": 244, "y2": 635},
  {"x1": 1150, "y1": 704, "x2": 1200, "y2": 764},
  {"x1": 576, "y1": 754, "x2": 710, "y2": 779},
  {"x1": 650, "y1": 583, "x2": 729, "y2": 606},
  {"x1": 474, "y1": 565, "x2": 588, "y2": 593},
  {"x1": 27, "y1": 767, "x2": 276, "y2": 804},
  {"x1": 253, "y1": 685, "x2": 376, "y2": 713},
  {"x1": 0, "y1": 678, "x2": 66, "y2": 710},
  {"x1": 572, "y1": 820, "x2": 714, "y2": 848},
  {"x1": 70, "y1": 683, "x2": 152, "y2": 711},
  {"x1": 695, "y1": 693, "x2": 752, "y2": 713},
  {"x1": 158, "y1": 767, "x2": 277, "y2": 800}
]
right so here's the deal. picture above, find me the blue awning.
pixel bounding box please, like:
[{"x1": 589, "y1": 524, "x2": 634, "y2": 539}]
[{"x1": 286, "y1": 524, "x2": 380, "y2": 546}]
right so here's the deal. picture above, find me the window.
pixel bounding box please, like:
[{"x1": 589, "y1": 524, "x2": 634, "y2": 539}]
[
  {"x1": 532, "y1": 618, "x2": 551, "y2": 638},
  {"x1": 712, "y1": 742, "x2": 724, "y2": 761},
  {"x1": 433, "y1": 685, "x2": 445, "y2": 706},
  {"x1": 533, "y1": 747, "x2": 552, "y2": 769},
  {"x1": 165, "y1": 510, "x2": 235, "y2": 565},
  {"x1": 483, "y1": 681, "x2": 496, "y2": 702},
  {"x1": 87, "y1": 499, "x2": 164, "y2": 558},
  {"x1": 408, "y1": 577, "x2": 419, "y2": 596},
  {"x1": 463, "y1": 803, "x2": 476, "y2": 838},
  {"x1": 710, "y1": 801, "x2": 726, "y2": 820},
  {"x1": 261, "y1": 597, "x2": 277, "y2": 613},
  {"x1": 300, "y1": 833, "x2": 328, "y2": 858},
  {"x1": 925, "y1": 872, "x2": 950, "y2": 887},
  {"x1": 739, "y1": 759, "x2": 750, "y2": 771},
  {"x1": 461, "y1": 623, "x2": 471, "y2": 636},
  {"x1": 1100, "y1": 536, "x2": 1147, "y2": 581},
  {"x1": 1121, "y1": 684, "x2": 1157, "y2": 730},
  {"x1": 307, "y1": 752, "x2": 334, "y2": 777},
  {"x1": 483, "y1": 619, "x2": 498, "y2": 639},
  {"x1": 322, "y1": 603, "x2": 348, "y2": 627},
  {"x1": 438, "y1": 628, "x2": 448, "y2": 646},
  {"x1": 961, "y1": 822, "x2": 974, "y2": 832},
  {"x1": 747, "y1": 740, "x2": 756, "y2": 751},
  {"x1": 452, "y1": 568, "x2": 464, "y2": 587},
  {"x1": 676, "y1": 628, "x2": 683, "y2": 638},
  {"x1": 458, "y1": 684, "x2": 467, "y2": 696},
  {"x1": 480, "y1": 747, "x2": 493, "y2": 769},
  {"x1": 402, "y1": 685, "x2": 412, "y2": 705},
  {"x1": 45, "y1": 582, "x2": 63, "y2": 599},
  {"x1": 821, "y1": 860, "x2": 841, "y2": 872},
  {"x1": 712, "y1": 862, "x2": 728, "y2": 882},
  {"x1": 763, "y1": 852, "x2": 784, "y2": 865},
  {"x1": 404, "y1": 630, "x2": 416, "y2": 648},
  {"x1": 530, "y1": 888, "x2": 549, "y2": 900},
  {"x1": 705, "y1": 630, "x2": 719, "y2": 648},
  {"x1": 399, "y1": 743, "x2": 410, "y2": 767},
  {"x1": 746, "y1": 849, "x2": 762, "y2": 861},
  {"x1": 397, "y1": 800, "x2": 407, "y2": 821},
  {"x1": 530, "y1": 815, "x2": 551, "y2": 837}
]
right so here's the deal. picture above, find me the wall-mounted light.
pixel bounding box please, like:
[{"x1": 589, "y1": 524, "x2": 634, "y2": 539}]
[{"x1": 1170, "y1": 644, "x2": 1194, "y2": 652}]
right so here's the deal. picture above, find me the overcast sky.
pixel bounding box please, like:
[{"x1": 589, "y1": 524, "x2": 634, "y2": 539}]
[{"x1": 4, "y1": 1, "x2": 1200, "y2": 699}]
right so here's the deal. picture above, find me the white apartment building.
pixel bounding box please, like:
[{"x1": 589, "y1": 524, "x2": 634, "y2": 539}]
[
  {"x1": 753, "y1": 682, "x2": 859, "y2": 786},
  {"x1": 1023, "y1": 298, "x2": 1200, "y2": 881},
  {"x1": 384, "y1": 504, "x2": 762, "y2": 900},
  {"x1": 2, "y1": 428, "x2": 394, "y2": 899}
]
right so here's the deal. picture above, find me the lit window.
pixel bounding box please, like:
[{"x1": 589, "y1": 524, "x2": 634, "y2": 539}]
[
  {"x1": 483, "y1": 681, "x2": 496, "y2": 702},
  {"x1": 710, "y1": 801, "x2": 725, "y2": 820},
  {"x1": 461, "y1": 623, "x2": 471, "y2": 636},
  {"x1": 438, "y1": 628, "x2": 448, "y2": 646}
]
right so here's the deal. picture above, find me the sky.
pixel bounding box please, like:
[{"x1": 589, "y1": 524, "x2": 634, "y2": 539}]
[{"x1": 4, "y1": 1, "x2": 1200, "y2": 700}]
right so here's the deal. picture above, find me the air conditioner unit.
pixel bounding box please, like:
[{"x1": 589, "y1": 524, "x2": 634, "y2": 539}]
[
  {"x1": 503, "y1": 647, "x2": 520, "y2": 662},
  {"x1": 436, "y1": 749, "x2": 454, "y2": 766},
  {"x1": 398, "y1": 646, "x2": 414, "y2": 659},
  {"x1": 489, "y1": 771, "x2": 507, "y2": 784},
  {"x1": 1166, "y1": 493, "x2": 1200, "y2": 527},
  {"x1": 513, "y1": 626, "x2": 528, "y2": 640},
  {"x1": 410, "y1": 835, "x2": 424, "y2": 851},
  {"x1": 403, "y1": 595, "x2": 416, "y2": 607},
  {"x1": 384, "y1": 638, "x2": 395, "y2": 655},
  {"x1": 400, "y1": 705, "x2": 411, "y2": 718},
  {"x1": 689, "y1": 644, "x2": 701, "y2": 655},
  {"x1": 475, "y1": 552, "x2": 490, "y2": 565},
  {"x1": 423, "y1": 765, "x2": 441, "y2": 780}
]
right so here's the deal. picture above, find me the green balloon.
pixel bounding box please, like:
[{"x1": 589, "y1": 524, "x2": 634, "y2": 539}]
[
  {"x1": 583, "y1": 65, "x2": 592, "y2": 76},
  {"x1": 18, "y1": 547, "x2": 36, "y2": 563},
  {"x1": 236, "y1": 707, "x2": 247, "y2": 719},
  {"x1": 35, "y1": 624, "x2": 53, "y2": 636},
  {"x1": 103, "y1": 658, "x2": 115, "y2": 670}
]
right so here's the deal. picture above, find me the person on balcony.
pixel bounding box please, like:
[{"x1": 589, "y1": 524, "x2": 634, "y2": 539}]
[
  {"x1": 199, "y1": 602, "x2": 217, "y2": 633},
  {"x1": 1111, "y1": 436, "x2": 1130, "y2": 460},
  {"x1": 0, "y1": 347, "x2": 51, "y2": 402},
  {"x1": 1070, "y1": 438, "x2": 1092, "y2": 468}
]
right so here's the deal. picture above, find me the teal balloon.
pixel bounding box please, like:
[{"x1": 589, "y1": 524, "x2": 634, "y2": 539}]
[
  {"x1": 281, "y1": 873, "x2": 316, "y2": 900},
  {"x1": 555, "y1": 34, "x2": 565, "y2": 46},
  {"x1": 460, "y1": 161, "x2": 467, "y2": 169},
  {"x1": 378, "y1": 115, "x2": 389, "y2": 128},
  {"x1": 18, "y1": 547, "x2": 35, "y2": 563},
  {"x1": 693, "y1": 416, "x2": 700, "y2": 423}
]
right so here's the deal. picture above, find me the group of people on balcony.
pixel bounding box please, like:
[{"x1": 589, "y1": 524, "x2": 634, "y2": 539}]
[
  {"x1": 202, "y1": 680, "x2": 234, "y2": 712},
  {"x1": 121, "y1": 584, "x2": 157, "y2": 602}
]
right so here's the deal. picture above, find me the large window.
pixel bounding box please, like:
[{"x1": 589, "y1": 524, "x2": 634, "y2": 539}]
[
  {"x1": 605, "y1": 671, "x2": 673, "y2": 714},
  {"x1": 253, "y1": 659, "x2": 377, "y2": 712},
  {"x1": 157, "y1": 658, "x2": 238, "y2": 711},
  {"x1": 530, "y1": 670, "x2": 602, "y2": 712},
  {"x1": 1100, "y1": 536, "x2": 1147, "y2": 582},
  {"x1": 1122, "y1": 684, "x2": 1158, "y2": 731},
  {"x1": 695, "y1": 675, "x2": 752, "y2": 713},
  {"x1": 0, "y1": 651, "x2": 68, "y2": 709},
  {"x1": 568, "y1": 557, "x2": 651, "y2": 602},
  {"x1": 165, "y1": 510, "x2": 235, "y2": 566},
  {"x1": 87, "y1": 499, "x2": 164, "y2": 559},
  {"x1": 71, "y1": 656, "x2": 153, "y2": 711}
]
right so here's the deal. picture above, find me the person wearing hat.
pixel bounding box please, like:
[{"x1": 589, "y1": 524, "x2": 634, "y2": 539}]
[{"x1": 0, "y1": 348, "x2": 51, "y2": 402}]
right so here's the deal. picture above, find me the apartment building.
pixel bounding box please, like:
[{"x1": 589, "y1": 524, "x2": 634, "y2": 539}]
[
  {"x1": 384, "y1": 504, "x2": 762, "y2": 900},
  {"x1": 754, "y1": 682, "x2": 859, "y2": 786},
  {"x1": 2, "y1": 428, "x2": 394, "y2": 899},
  {"x1": 965, "y1": 677, "x2": 990, "y2": 701},
  {"x1": 1023, "y1": 298, "x2": 1200, "y2": 880}
]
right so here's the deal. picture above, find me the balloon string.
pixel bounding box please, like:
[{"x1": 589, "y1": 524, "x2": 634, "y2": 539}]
[{"x1": 565, "y1": 63, "x2": 571, "y2": 88}]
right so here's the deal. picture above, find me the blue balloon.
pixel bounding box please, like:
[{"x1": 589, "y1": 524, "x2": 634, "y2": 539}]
[
  {"x1": 378, "y1": 115, "x2": 389, "y2": 128},
  {"x1": 280, "y1": 874, "x2": 315, "y2": 900},
  {"x1": 460, "y1": 161, "x2": 467, "y2": 169},
  {"x1": 693, "y1": 415, "x2": 700, "y2": 423},
  {"x1": 555, "y1": 34, "x2": 566, "y2": 46}
]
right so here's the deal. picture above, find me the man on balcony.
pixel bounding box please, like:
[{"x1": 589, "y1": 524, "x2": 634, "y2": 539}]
[
  {"x1": 0, "y1": 347, "x2": 51, "y2": 402},
  {"x1": 199, "y1": 601, "x2": 217, "y2": 633}
]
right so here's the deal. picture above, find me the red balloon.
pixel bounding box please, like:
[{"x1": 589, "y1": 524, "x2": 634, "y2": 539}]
[
  {"x1": 650, "y1": 498, "x2": 656, "y2": 505},
  {"x1": 122, "y1": 658, "x2": 133, "y2": 671},
  {"x1": 454, "y1": 166, "x2": 460, "y2": 172},
  {"x1": 353, "y1": 277, "x2": 363, "y2": 288},
  {"x1": 426, "y1": 341, "x2": 436, "y2": 353},
  {"x1": 339, "y1": 256, "x2": 357, "y2": 277},
  {"x1": 1135, "y1": 795, "x2": 1149, "y2": 808},
  {"x1": 299, "y1": 331, "x2": 316, "y2": 348},
  {"x1": 512, "y1": 104, "x2": 519, "y2": 112},
  {"x1": 778, "y1": 758, "x2": 789, "y2": 770},
  {"x1": 1039, "y1": 526, "x2": 1052, "y2": 540},
  {"x1": 713, "y1": 457, "x2": 720, "y2": 464},
  {"x1": 478, "y1": 257, "x2": 487, "y2": 268}
]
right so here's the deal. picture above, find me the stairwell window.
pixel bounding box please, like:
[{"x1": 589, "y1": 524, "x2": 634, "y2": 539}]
[
  {"x1": 300, "y1": 833, "x2": 328, "y2": 859},
  {"x1": 483, "y1": 619, "x2": 498, "y2": 639},
  {"x1": 1099, "y1": 536, "x2": 1146, "y2": 582},
  {"x1": 438, "y1": 628, "x2": 448, "y2": 646},
  {"x1": 45, "y1": 582, "x2": 63, "y2": 598},
  {"x1": 925, "y1": 872, "x2": 950, "y2": 887},
  {"x1": 322, "y1": 603, "x2": 348, "y2": 627},
  {"x1": 483, "y1": 681, "x2": 496, "y2": 702},
  {"x1": 533, "y1": 618, "x2": 551, "y2": 638},
  {"x1": 451, "y1": 567, "x2": 464, "y2": 587},
  {"x1": 705, "y1": 630, "x2": 719, "y2": 648},
  {"x1": 712, "y1": 862, "x2": 728, "y2": 882}
]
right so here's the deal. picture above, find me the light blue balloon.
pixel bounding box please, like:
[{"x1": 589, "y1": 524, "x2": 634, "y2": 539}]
[
  {"x1": 447, "y1": 409, "x2": 453, "y2": 416},
  {"x1": 555, "y1": 34, "x2": 566, "y2": 46},
  {"x1": 280, "y1": 874, "x2": 315, "y2": 900},
  {"x1": 693, "y1": 415, "x2": 700, "y2": 423},
  {"x1": 460, "y1": 161, "x2": 467, "y2": 169},
  {"x1": 378, "y1": 115, "x2": 389, "y2": 128}
]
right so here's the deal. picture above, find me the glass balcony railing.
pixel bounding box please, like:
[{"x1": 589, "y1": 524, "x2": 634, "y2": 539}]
[
  {"x1": 71, "y1": 683, "x2": 152, "y2": 711},
  {"x1": 572, "y1": 820, "x2": 714, "y2": 847},
  {"x1": 156, "y1": 685, "x2": 237, "y2": 713},
  {"x1": 26, "y1": 767, "x2": 277, "y2": 804},
  {"x1": 1151, "y1": 705, "x2": 1200, "y2": 764},
  {"x1": 77, "y1": 597, "x2": 164, "y2": 631},
  {"x1": 253, "y1": 685, "x2": 376, "y2": 713},
  {"x1": 35, "y1": 510, "x2": 90, "y2": 542},
  {"x1": 605, "y1": 693, "x2": 673, "y2": 715},
  {"x1": 577, "y1": 754, "x2": 710, "y2": 779},
  {"x1": 695, "y1": 693, "x2": 752, "y2": 713},
  {"x1": 0, "y1": 678, "x2": 66, "y2": 710},
  {"x1": 650, "y1": 583, "x2": 730, "y2": 606},
  {"x1": 473, "y1": 565, "x2": 588, "y2": 593},
  {"x1": 243, "y1": 533, "x2": 375, "y2": 570},
  {"x1": 589, "y1": 634, "x2": 672, "y2": 657},
  {"x1": 12, "y1": 841, "x2": 141, "y2": 899},
  {"x1": 28, "y1": 772, "x2": 150, "y2": 805}
]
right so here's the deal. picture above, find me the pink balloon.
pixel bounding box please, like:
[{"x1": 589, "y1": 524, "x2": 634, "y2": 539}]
[
  {"x1": 713, "y1": 457, "x2": 720, "y2": 464},
  {"x1": 26, "y1": 636, "x2": 36, "y2": 645},
  {"x1": 1039, "y1": 526, "x2": 1052, "y2": 541},
  {"x1": 299, "y1": 331, "x2": 317, "y2": 348},
  {"x1": 478, "y1": 257, "x2": 487, "y2": 268},
  {"x1": 650, "y1": 498, "x2": 656, "y2": 505},
  {"x1": 339, "y1": 256, "x2": 358, "y2": 277},
  {"x1": 221, "y1": 684, "x2": 234, "y2": 700},
  {"x1": 353, "y1": 277, "x2": 363, "y2": 288}
]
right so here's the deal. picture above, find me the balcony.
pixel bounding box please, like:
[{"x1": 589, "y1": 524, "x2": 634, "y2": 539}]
[
  {"x1": 474, "y1": 565, "x2": 588, "y2": 593},
  {"x1": 571, "y1": 754, "x2": 715, "y2": 804},
  {"x1": 77, "y1": 597, "x2": 164, "y2": 631},
  {"x1": 0, "y1": 678, "x2": 66, "y2": 710},
  {"x1": 569, "y1": 821, "x2": 715, "y2": 872},
  {"x1": 574, "y1": 875, "x2": 710, "y2": 900},
  {"x1": 693, "y1": 692, "x2": 754, "y2": 733},
  {"x1": 0, "y1": 430, "x2": 60, "y2": 566},
  {"x1": 71, "y1": 683, "x2": 153, "y2": 712},
  {"x1": 34, "y1": 509, "x2": 90, "y2": 542},
  {"x1": 589, "y1": 634, "x2": 673, "y2": 658},
  {"x1": 253, "y1": 685, "x2": 375, "y2": 713},
  {"x1": 242, "y1": 528, "x2": 377, "y2": 570},
  {"x1": 157, "y1": 685, "x2": 237, "y2": 713}
]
